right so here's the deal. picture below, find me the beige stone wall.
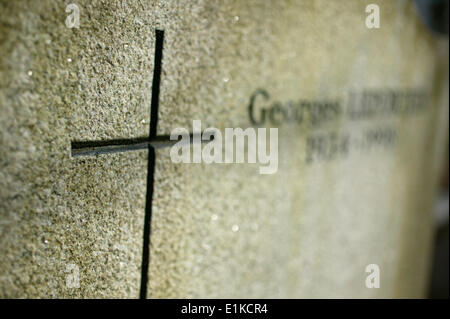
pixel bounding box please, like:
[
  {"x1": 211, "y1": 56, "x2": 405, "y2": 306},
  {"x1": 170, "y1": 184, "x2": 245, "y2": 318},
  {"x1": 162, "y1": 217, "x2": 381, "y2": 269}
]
[{"x1": 0, "y1": 0, "x2": 448, "y2": 298}]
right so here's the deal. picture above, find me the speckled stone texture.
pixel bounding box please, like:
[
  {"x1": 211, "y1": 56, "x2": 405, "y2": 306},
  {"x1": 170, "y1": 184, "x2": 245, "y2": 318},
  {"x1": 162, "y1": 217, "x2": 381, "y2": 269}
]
[{"x1": 0, "y1": 0, "x2": 448, "y2": 298}]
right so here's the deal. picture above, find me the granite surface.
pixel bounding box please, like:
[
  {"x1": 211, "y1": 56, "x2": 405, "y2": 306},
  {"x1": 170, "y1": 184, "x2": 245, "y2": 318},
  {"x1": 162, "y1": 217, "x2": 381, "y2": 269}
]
[{"x1": 0, "y1": 0, "x2": 448, "y2": 298}]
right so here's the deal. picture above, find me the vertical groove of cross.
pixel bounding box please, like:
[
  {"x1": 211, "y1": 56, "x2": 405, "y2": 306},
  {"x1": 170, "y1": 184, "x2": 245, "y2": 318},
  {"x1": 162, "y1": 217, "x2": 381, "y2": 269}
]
[{"x1": 139, "y1": 29, "x2": 164, "y2": 299}]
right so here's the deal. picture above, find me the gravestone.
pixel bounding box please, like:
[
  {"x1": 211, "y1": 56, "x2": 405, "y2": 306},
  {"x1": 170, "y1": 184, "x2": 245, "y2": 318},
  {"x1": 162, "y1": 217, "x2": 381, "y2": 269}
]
[{"x1": 0, "y1": 0, "x2": 448, "y2": 298}]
